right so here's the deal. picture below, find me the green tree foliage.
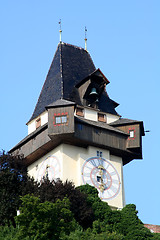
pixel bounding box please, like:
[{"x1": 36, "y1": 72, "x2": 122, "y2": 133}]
[
  {"x1": 0, "y1": 151, "x2": 26, "y2": 226},
  {"x1": 126, "y1": 225, "x2": 154, "y2": 240},
  {"x1": 38, "y1": 178, "x2": 94, "y2": 228},
  {"x1": 78, "y1": 184, "x2": 112, "y2": 222},
  {"x1": 61, "y1": 227, "x2": 125, "y2": 240},
  {"x1": 153, "y1": 233, "x2": 160, "y2": 239},
  {"x1": 78, "y1": 184, "x2": 154, "y2": 239},
  {"x1": 15, "y1": 194, "x2": 77, "y2": 240},
  {"x1": 0, "y1": 225, "x2": 17, "y2": 240},
  {"x1": 110, "y1": 204, "x2": 153, "y2": 239},
  {"x1": 0, "y1": 152, "x2": 156, "y2": 239},
  {"x1": 0, "y1": 151, "x2": 38, "y2": 226}
]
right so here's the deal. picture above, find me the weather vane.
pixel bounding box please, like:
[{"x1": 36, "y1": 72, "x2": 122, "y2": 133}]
[
  {"x1": 84, "y1": 26, "x2": 87, "y2": 51},
  {"x1": 59, "y1": 19, "x2": 62, "y2": 42}
]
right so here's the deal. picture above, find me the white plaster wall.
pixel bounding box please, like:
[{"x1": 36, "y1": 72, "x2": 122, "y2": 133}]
[
  {"x1": 61, "y1": 144, "x2": 85, "y2": 186},
  {"x1": 107, "y1": 114, "x2": 120, "y2": 124},
  {"x1": 28, "y1": 120, "x2": 36, "y2": 135},
  {"x1": 28, "y1": 143, "x2": 125, "y2": 209},
  {"x1": 84, "y1": 108, "x2": 98, "y2": 121},
  {"x1": 110, "y1": 155, "x2": 125, "y2": 208},
  {"x1": 41, "y1": 111, "x2": 48, "y2": 125},
  {"x1": 27, "y1": 111, "x2": 48, "y2": 135},
  {"x1": 28, "y1": 145, "x2": 63, "y2": 181}
]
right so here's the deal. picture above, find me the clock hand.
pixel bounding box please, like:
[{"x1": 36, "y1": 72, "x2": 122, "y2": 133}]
[
  {"x1": 45, "y1": 164, "x2": 50, "y2": 178},
  {"x1": 98, "y1": 165, "x2": 105, "y2": 192}
]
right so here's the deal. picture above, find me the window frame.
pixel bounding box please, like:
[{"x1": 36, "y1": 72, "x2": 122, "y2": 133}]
[
  {"x1": 76, "y1": 107, "x2": 84, "y2": 117},
  {"x1": 36, "y1": 117, "x2": 41, "y2": 129},
  {"x1": 53, "y1": 112, "x2": 68, "y2": 126},
  {"x1": 98, "y1": 113, "x2": 106, "y2": 123}
]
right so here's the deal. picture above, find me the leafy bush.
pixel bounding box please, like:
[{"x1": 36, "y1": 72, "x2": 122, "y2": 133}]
[
  {"x1": 0, "y1": 152, "x2": 38, "y2": 226},
  {"x1": 38, "y1": 179, "x2": 94, "y2": 228},
  {"x1": 15, "y1": 194, "x2": 77, "y2": 240}
]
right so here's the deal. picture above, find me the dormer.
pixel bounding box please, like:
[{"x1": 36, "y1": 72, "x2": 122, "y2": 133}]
[
  {"x1": 27, "y1": 111, "x2": 48, "y2": 135},
  {"x1": 75, "y1": 105, "x2": 120, "y2": 124},
  {"x1": 75, "y1": 68, "x2": 109, "y2": 108},
  {"x1": 46, "y1": 99, "x2": 75, "y2": 138}
]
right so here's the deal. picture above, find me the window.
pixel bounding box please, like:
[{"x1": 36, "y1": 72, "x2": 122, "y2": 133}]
[
  {"x1": 61, "y1": 115, "x2": 67, "y2": 123},
  {"x1": 55, "y1": 116, "x2": 68, "y2": 124},
  {"x1": 98, "y1": 113, "x2": 106, "y2": 123},
  {"x1": 36, "y1": 117, "x2": 41, "y2": 129},
  {"x1": 129, "y1": 130, "x2": 134, "y2": 138},
  {"x1": 53, "y1": 112, "x2": 68, "y2": 126},
  {"x1": 97, "y1": 151, "x2": 102, "y2": 157},
  {"x1": 76, "y1": 107, "x2": 84, "y2": 117},
  {"x1": 128, "y1": 128, "x2": 136, "y2": 140},
  {"x1": 55, "y1": 116, "x2": 61, "y2": 124},
  {"x1": 55, "y1": 116, "x2": 67, "y2": 124}
]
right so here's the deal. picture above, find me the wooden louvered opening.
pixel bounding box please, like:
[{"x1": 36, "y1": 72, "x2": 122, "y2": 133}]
[
  {"x1": 98, "y1": 113, "x2": 106, "y2": 123},
  {"x1": 76, "y1": 107, "x2": 84, "y2": 117},
  {"x1": 36, "y1": 117, "x2": 41, "y2": 129}
]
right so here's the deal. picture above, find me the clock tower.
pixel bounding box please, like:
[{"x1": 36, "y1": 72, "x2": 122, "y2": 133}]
[{"x1": 10, "y1": 42, "x2": 144, "y2": 209}]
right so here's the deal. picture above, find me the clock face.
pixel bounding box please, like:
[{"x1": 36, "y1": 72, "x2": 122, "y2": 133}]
[
  {"x1": 82, "y1": 157, "x2": 121, "y2": 200},
  {"x1": 36, "y1": 155, "x2": 60, "y2": 182}
]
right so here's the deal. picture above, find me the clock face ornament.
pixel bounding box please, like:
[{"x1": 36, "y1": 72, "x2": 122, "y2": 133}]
[
  {"x1": 36, "y1": 155, "x2": 60, "y2": 182},
  {"x1": 82, "y1": 157, "x2": 121, "y2": 200}
]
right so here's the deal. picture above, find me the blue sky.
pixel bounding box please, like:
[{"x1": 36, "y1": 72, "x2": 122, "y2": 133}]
[{"x1": 0, "y1": 1, "x2": 160, "y2": 225}]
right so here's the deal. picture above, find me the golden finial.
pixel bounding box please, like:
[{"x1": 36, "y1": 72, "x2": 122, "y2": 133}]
[
  {"x1": 59, "y1": 19, "x2": 62, "y2": 42},
  {"x1": 84, "y1": 26, "x2": 87, "y2": 50}
]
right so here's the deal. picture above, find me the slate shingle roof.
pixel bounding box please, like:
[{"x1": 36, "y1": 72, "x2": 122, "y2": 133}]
[
  {"x1": 98, "y1": 91, "x2": 119, "y2": 115},
  {"x1": 109, "y1": 118, "x2": 142, "y2": 126},
  {"x1": 28, "y1": 42, "x2": 119, "y2": 123},
  {"x1": 109, "y1": 118, "x2": 145, "y2": 136},
  {"x1": 29, "y1": 43, "x2": 96, "y2": 122}
]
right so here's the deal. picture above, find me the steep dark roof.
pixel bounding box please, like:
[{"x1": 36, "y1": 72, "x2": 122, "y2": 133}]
[
  {"x1": 28, "y1": 42, "x2": 96, "y2": 123},
  {"x1": 98, "y1": 91, "x2": 120, "y2": 115}
]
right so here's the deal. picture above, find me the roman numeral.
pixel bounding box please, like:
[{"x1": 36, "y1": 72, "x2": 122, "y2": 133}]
[
  {"x1": 112, "y1": 179, "x2": 120, "y2": 185},
  {"x1": 110, "y1": 185, "x2": 118, "y2": 194},
  {"x1": 84, "y1": 165, "x2": 92, "y2": 170},
  {"x1": 98, "y1": 158, "x2": 103, "y2": 166},
  {"x1": 110, "y1": 171, "x2": 116, "y2": 176},
  {"x1": 89, "y1": 158, "x2": 97, "y2": 167},
  {"x1": 83, "y1": 172, "x2": 90, "y2": 178}
]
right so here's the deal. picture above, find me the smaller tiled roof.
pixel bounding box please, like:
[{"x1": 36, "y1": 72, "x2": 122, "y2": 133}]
[
  {"x1": 110, "y1": 118, "x2": 145, "y2": 136},
  {"x1": 109, "y1": 118, "x2": 143, "y2": 126},
  {"x1": 46, "y1": 99, "x2": 75, "y2": 108},
  {"x1": 9, "y1": 123, "x2": 48, "y2": 153}
]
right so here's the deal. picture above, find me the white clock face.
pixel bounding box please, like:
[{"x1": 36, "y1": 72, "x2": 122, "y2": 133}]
[
  {"x1": 36, "y1": 155, "x2": 60, "y2": 182},
  {"x1": 82, "y1": 157, "x2": 121, "y2": 200}
]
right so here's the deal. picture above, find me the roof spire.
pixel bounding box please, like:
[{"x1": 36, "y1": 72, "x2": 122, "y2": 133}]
[
  {"x1": 59, "y1": 19, "x2": 62, "y2": 42},
  {"x1": 84, "y1": 26, "x2": 87, "y2": 51}
]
